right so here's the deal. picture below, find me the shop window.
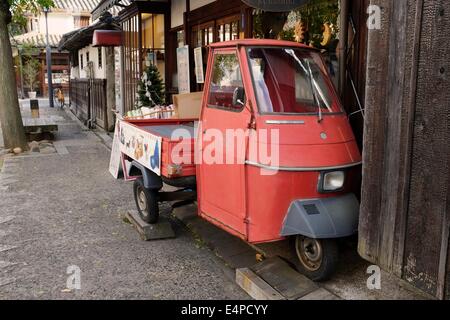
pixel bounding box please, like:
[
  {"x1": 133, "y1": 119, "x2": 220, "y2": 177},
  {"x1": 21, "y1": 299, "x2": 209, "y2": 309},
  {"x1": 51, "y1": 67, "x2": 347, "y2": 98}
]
[
  {"x1": 217, "y1": 25, "x2": 224, "y2": 42},
  {"x1": 142, "y1": 13, "x2": 165, "y2": 75},
  {"x1": 74, "y1": 16, "x2": 90, "y2": 28},
  {"x1": 225, "y1": 24, "x2": 231, "y2": 41},
  {"x1": 193, "y1": 23, "x2": 214, "y2": 48},
  {"x1": 122, "y1": 12, "x2": 166, "y2": 113},
  {"x1": 189, "y1": 15, "x2": 241, "y2": 93},
  {"x1": 122, "y1": 14, "x2": 141, "y2": 112},
  {"x1": 191, "y1": 15, "x2": 240, "y2": 46},
  {"x1": 216, "y1": 16, "x2": 240, "y2": 43},
  {"x1": 208, "y1": 53, "x2": 245, "y2": 112},
  {"x1": 98, "y1": 48, "x2": 102, "y2": 69},
  {"x1": 72, "y1": 52, "x2": 79, "y2": 68}
]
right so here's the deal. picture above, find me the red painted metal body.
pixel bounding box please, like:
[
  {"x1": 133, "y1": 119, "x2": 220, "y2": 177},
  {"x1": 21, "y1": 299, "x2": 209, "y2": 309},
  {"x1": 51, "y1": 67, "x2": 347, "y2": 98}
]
[
  {"x1": 124, "y1": 40, "x2": 361, "y2": 245},
  {"x1": 196, "y1": 40, "x2": 361, "y2": 244}
]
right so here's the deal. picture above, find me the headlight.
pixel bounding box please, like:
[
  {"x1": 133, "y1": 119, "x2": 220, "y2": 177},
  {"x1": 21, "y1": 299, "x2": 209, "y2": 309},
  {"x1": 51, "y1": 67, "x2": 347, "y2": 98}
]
[{"x1": 321, "y1": 171, "x2": 345, "y2": 192}]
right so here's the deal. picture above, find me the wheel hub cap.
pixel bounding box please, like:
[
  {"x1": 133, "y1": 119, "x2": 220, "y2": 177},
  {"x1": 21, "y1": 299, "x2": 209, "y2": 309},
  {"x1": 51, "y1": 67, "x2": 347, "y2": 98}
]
[
  {"x1": 296, "y1": 237, "x2": 323, "y2": 272},
  {"x1": 137, "y1": 187, "x2": 148, "y2": 217}
]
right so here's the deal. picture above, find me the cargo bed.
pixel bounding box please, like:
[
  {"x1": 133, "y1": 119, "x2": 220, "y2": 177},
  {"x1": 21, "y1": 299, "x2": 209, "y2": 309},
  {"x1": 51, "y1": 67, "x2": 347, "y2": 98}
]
[{"x1": 119, "y1": 118, "x2": 197, "y2": 179}]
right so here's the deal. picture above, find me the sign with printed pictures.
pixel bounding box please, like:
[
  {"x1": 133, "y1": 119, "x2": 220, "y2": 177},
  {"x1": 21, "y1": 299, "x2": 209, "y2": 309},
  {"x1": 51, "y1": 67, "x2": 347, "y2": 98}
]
[
  {"x1": 117, "y1": 120, "x2": 162, "y2": 176},
  {"x1": 177, "y1": 45, "x2": 191, "y2": 94},
  {"x1": 194, "y1": 47, "x2": 204, "y2": 84},
  {"x1": 109, "y1": 119, "x2": 122, "y2": 179}
]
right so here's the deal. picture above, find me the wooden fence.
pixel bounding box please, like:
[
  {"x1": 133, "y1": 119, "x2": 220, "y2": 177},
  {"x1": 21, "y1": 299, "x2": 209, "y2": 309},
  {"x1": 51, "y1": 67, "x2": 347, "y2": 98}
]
[{"x1": 69, "y1": 79, "x2": 108, "y2": 130}]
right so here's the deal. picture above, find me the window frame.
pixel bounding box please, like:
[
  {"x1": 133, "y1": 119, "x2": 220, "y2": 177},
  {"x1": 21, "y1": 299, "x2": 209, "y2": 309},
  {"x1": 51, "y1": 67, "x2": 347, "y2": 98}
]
[
  {"x1": 206, "y1": 50, "x2": 246, "y2": 114},
  {"x1": 98, "y1": 47, "x2": 103, "y2": 69},
  {"x1": 245, "y1": 46, "x2": 344, "y2": 117}
]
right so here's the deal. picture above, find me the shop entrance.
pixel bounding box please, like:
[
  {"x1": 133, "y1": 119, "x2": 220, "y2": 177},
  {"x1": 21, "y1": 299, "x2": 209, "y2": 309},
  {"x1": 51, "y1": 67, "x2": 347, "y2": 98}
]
[{"x1": 120, "y1": 1, "x2": 169, "y2": 114}]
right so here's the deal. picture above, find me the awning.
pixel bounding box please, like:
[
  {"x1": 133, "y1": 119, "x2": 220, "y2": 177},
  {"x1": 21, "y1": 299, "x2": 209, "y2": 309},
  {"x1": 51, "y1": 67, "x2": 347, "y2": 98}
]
[
  {"x1": 241, "y1": 0, "x2": 308, "y2": 12},
  {"x1": 91, "y1": 0, "x2": 131, "y2": 21},
  {"x1": 58, "y1": 12, "x2": 121, "y2": 51}
]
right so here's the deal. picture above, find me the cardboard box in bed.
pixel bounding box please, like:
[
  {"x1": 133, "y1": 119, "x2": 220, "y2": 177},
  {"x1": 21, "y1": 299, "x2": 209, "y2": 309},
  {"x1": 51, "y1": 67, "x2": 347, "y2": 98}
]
[{"x1": 173, "y1": 92, "x2": 203, "y2": 119}]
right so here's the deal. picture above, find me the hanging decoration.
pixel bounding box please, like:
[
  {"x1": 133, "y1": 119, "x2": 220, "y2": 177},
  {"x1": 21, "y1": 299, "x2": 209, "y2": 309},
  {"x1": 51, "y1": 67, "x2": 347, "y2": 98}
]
[{"x1": 294, "y1": 21, "x2": 307, "y2": 43}]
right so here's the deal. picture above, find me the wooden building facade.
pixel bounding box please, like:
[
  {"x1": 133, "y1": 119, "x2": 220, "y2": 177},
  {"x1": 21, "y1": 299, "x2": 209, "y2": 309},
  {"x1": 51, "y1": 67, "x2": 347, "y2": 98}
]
[
  {"x1": 359, "y1": 0, "x2": 449, "y2": 300},
  {"x1": 89, "y1": 0, "x2": 449, "y2": 299}
]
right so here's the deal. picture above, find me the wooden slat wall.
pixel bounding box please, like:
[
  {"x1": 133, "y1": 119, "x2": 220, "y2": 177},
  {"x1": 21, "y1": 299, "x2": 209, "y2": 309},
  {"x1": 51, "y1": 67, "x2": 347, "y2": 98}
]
[
  {"x1": 70, "y1": 79, "x2": 90, "y2": 122},
  {"x1": 359, "y1": 0, "x2": 450, "y2": 299},
  {"x1": 90, "y1": 79, "x2": 108, "y2": 130},
  {"x1": 402, "y1": 0, "x2": 450, "y2": 298},
  {"x1": 69, "y1": 78, "x2": 108, "y2": 130}
]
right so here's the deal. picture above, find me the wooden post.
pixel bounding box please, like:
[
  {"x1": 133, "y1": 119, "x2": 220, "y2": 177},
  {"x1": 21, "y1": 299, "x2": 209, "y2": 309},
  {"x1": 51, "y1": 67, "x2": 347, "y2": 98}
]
[
  {"x1": 338, "y1": 0, "x2": 349, "y2": 97},
  {"x1": 105, "y1": 47, "x2": 116, "y2": 132}
]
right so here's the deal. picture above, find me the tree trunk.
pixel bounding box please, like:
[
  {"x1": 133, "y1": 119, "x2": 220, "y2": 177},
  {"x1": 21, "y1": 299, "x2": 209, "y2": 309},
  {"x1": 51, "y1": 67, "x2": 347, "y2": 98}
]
[{"x1": 0, "y1": 3, "x2": 29, "y2": 150}]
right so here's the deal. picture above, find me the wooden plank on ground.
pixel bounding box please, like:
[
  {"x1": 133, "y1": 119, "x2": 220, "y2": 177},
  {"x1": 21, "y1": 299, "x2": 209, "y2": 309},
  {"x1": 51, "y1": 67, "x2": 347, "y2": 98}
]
[
  {"x1": 252, "y1": 257, "x2": 318, "y2": 300},
  {"x1": 237, "y1": 257, "x2": 338, "y2": 300},
  {"x1": 299, "y1": 288, "x2": 341, "y2": 300},
  {"x1": 126, "y1": 211, "x2": 175, "y2": 241},
  {"x1": 236, "y1": 268, "x2": 285, "y2": 300}
]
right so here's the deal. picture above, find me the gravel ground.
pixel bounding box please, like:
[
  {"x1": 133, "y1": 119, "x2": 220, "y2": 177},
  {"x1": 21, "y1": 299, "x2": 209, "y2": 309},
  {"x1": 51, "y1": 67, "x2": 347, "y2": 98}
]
[{"x1": 0, "y1": 105, "x2": 248, "y2": 300}]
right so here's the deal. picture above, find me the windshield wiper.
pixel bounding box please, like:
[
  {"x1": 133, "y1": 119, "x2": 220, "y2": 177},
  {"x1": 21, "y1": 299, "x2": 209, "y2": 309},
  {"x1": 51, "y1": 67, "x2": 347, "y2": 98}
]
[
  {"x1": 285, "y1": 49, "x2": 323, "y2": 123},
  {"x1": 306, "y1": 60, "x2": 323, "y2": 123}
]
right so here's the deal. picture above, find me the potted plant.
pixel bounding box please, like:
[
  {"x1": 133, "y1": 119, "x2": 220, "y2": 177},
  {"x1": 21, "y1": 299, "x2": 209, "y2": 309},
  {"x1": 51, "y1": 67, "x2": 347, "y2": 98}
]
[{"x1": 23, "y1": 57, "x2": 40, "y2": 99}]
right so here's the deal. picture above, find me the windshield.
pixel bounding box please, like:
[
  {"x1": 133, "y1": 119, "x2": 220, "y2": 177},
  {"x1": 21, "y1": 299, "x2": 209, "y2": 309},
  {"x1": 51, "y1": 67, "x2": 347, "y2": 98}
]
[{"x1": 247, "y1": 47, "x2": 342, "y2": 115}]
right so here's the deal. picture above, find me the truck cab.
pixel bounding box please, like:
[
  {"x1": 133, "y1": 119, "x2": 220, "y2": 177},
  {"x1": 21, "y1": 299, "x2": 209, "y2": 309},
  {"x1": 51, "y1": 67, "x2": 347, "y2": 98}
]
[
  {"x1": 197, "y1": 40, "x2": 361, "y2": 280},
  {"x1": 123, "y1": 39, "x2": 361, "y2": 281}
]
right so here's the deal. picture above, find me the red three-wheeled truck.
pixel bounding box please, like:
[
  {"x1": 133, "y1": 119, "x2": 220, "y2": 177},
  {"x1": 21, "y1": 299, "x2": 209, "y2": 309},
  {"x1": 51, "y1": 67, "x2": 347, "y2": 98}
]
[{"x1": 113, "y1": 39, "x2": 362, "y2": 281}]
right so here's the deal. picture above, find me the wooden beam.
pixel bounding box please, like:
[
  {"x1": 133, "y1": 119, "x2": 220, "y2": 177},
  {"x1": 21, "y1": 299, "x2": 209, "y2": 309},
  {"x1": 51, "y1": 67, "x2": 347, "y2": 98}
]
[
  {"x1": 392, "y1": 0, "x2": 424, "y2": 277},
  {"x1": 358, "y1": 0, "x2": 392, "y2": 266}
]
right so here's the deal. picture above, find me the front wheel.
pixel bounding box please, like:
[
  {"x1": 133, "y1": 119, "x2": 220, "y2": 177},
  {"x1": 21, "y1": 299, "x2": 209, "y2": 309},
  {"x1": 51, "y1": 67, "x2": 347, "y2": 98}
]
[
  {"x1": 133, "y1": 178, "x2": 159, "y2": 224},
  {"x1": 292, "y1": 236, "x2": 339, "y2": 281}
]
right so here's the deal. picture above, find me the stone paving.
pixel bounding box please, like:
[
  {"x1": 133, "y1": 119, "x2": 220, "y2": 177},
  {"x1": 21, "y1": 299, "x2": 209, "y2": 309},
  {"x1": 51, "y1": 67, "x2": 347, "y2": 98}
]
[
  {"x1": 0, "y1": 99, "x2": 429, "y2": 300},
  {"x1": 0, "y1": 101, "x2": 248, "y2": 299}
]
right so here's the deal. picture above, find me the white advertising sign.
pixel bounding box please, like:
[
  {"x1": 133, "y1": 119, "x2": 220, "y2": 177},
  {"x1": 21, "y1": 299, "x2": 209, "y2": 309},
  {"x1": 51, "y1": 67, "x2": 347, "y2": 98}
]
[
  {"x1": 177, "y1": 45, "x2": 191, "y2": 94},
  {"x1": 109, "y1": 119, "x2": 122, "y2": 179},
  {"x1": 194, "y1": 47, "x2": 204, "y2": 84}
]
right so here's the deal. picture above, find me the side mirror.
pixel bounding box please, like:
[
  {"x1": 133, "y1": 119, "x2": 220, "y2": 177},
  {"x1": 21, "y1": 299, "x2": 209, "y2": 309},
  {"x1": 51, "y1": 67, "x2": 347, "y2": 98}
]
[{"x1": 232, "y1": 87, "x2": 245, "y2": 107}]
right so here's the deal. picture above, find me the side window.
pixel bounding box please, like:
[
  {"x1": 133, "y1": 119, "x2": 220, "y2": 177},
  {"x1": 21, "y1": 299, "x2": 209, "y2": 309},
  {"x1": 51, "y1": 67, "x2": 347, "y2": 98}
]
[{"x1": 208, "y1": 52, "x2": 245, "y2": 111}]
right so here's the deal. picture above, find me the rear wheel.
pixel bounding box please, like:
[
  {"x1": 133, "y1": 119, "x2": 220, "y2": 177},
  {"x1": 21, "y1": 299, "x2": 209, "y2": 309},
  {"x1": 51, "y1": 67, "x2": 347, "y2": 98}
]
[
  {"x1": 133, "y1": 178, "x2": 159, "y2": 224},
  {"x1": 292, "y1": 235, "x2": 339, "y2": 281}
]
